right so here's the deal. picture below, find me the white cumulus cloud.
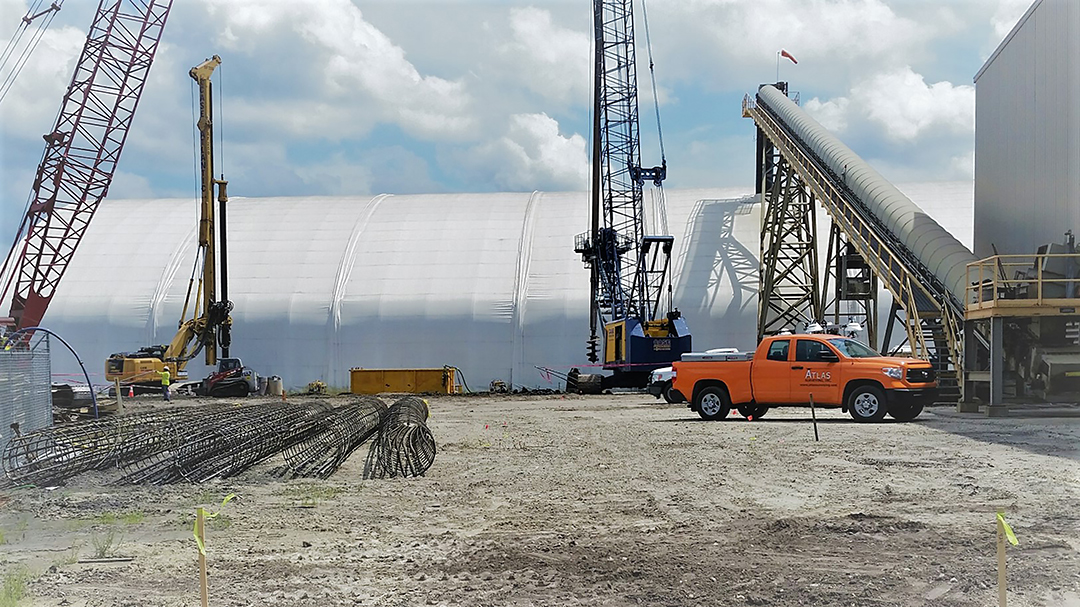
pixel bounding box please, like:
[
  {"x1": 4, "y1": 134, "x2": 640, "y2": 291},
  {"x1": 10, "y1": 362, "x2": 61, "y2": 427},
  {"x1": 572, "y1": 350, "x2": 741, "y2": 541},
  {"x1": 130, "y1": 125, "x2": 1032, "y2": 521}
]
[
  {"x1": 502, "y1": 7, "x2": 590, "y2": 106},
  {"x1": 458, "y1": 113, "x2": 588, "y2": 191},
  {"x1": 803, "y1": 96, "x2": 851, "y2": 133},
  {"x1": 854, "y1": 67, "x2": 973, "y2": 141},
  {"x1": 202, "y1": 0, "x2": 474, "y2": 140},
  {"x1": 803, "y1": 66, "x2": 973, "y2": 142},
  {"x1": 668, "y1": 0, "x2": 924, "y2": 76}
]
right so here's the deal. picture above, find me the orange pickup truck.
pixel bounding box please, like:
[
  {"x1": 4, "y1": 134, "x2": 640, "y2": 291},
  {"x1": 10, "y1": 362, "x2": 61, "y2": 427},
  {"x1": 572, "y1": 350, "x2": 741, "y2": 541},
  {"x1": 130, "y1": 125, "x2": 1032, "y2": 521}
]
[{"x1": 671, "y1": 334, "x2": 937, "y2": 422}]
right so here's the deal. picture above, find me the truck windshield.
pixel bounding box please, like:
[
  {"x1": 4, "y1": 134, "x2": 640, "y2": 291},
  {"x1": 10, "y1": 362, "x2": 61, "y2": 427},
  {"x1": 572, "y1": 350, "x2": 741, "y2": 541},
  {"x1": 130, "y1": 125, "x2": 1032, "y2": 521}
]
[{"x1": 827, "y1": 338, "x2": 881, "y2": 358}]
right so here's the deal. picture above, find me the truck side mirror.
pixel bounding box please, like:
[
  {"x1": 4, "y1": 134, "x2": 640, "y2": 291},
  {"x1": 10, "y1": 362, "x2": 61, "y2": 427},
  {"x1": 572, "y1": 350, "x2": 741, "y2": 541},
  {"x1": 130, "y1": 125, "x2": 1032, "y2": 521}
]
[{"x1": 817, "y1": 350, "x2": 839, "y2": 363}]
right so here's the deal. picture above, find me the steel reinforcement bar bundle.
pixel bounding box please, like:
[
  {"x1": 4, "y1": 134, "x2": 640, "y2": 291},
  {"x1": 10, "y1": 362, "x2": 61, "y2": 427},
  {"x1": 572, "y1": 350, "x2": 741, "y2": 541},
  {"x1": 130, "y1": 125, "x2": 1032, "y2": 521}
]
[
  {"x1": 2, "y1": 408, "x2": 189, "y2": 485},
  {"x1": 1, "y1": 396, "x2": 433, "y2": 486},
  {"x1": 121, "y1": 401, "x2": 339, "y2": 484},
  {"x1": 279, "y1": 395, "x2": 388, "y2": 479},
  {"x1": 364, "y1": 396, "x2": 437, "y2": 479}
]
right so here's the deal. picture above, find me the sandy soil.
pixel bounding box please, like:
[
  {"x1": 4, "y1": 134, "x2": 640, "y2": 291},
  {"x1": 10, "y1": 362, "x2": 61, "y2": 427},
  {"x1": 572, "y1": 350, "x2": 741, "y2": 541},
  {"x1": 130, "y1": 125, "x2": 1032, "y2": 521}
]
[{"x1": 1, "y1": 393, "x2": 1079, "y2": 606}]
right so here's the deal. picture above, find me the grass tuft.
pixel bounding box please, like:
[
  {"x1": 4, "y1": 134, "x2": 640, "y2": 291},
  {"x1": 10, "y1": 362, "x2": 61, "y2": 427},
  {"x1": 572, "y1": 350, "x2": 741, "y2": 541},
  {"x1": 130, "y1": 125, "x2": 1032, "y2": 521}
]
[
  {"x1": 90, "y1": 528, "x2": 123, "y2": 559},
  {"x1": 0, "y1": 567, "x2": 32, "y2": 607}
]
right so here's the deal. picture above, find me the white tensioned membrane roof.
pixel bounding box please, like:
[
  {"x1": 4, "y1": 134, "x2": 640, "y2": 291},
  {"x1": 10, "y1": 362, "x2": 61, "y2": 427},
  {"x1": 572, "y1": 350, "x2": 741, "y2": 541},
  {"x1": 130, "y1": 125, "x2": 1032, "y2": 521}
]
[{"x1": 40, "y1": 184, "x2": 972, "y2": 390}]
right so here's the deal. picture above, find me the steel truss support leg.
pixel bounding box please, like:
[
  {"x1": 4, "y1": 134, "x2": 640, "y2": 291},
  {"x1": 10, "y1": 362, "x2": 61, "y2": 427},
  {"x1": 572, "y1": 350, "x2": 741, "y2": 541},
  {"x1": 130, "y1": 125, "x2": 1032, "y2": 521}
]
[
  {"x1": 758, "y1": 155, "x2": 822, "y2": 341},
  {"x1": 990, "y1": 316, "x2": 1004, "y2": 406}
]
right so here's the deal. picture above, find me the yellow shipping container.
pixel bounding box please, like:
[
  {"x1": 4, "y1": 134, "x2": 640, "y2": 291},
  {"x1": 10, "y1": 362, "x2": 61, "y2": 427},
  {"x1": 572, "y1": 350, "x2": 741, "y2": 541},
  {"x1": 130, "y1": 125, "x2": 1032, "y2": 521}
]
[{"x1": 349, "y1": 367, "x2": 456, "y2": 395}]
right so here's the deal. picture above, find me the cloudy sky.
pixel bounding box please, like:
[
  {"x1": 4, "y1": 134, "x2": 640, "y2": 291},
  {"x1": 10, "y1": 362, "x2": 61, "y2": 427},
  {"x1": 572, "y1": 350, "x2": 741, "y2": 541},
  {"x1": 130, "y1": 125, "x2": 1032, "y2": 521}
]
[{"x1": 0, "y1": 0, "x2": 1033, "y2": 244}]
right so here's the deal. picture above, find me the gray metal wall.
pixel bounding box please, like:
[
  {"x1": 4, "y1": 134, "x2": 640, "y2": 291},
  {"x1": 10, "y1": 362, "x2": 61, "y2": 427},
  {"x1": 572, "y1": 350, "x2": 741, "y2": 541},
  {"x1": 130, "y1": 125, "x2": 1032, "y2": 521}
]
[
  {"x1": 0, "y1": 336, "x2": 52, "y2": 455},
  {"x1": 974, "y1": 0, "x2": 1080, "y2": 258}
]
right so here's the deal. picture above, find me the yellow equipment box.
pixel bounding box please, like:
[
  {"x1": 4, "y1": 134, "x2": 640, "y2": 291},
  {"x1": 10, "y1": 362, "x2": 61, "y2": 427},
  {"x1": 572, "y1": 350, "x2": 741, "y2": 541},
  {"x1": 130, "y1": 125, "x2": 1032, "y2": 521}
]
[{"x1": 349, "y1": 367, "x2": 456, "y2": 395}]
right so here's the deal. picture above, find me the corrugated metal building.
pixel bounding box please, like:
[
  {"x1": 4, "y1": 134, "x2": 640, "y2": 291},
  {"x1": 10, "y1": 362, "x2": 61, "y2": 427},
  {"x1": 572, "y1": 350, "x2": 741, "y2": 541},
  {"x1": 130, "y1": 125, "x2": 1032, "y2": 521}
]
[
  {"x1": 37, "y1": 184, "x2": 971, "y2": 391},
  {"x1": 974, "y1": 0, "x2": 1080, "y2": 257}
]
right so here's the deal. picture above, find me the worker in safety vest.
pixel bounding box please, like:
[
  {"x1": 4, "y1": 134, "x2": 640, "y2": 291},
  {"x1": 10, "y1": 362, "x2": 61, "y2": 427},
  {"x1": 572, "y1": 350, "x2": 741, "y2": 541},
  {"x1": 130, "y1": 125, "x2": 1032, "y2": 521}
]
[{"x1": 160, "y1": 368, "x2": 171, "y2": 402}]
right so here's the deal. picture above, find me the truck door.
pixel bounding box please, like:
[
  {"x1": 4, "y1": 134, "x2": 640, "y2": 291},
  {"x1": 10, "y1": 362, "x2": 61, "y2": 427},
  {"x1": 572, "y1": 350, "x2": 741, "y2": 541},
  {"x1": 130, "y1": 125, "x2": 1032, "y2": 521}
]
[
  {"x1": 751, "y1": 339, "x2": 791, "y2": 403},
  {"x1": 792, "y1": 339, "x2": 842, "y2": 405}
]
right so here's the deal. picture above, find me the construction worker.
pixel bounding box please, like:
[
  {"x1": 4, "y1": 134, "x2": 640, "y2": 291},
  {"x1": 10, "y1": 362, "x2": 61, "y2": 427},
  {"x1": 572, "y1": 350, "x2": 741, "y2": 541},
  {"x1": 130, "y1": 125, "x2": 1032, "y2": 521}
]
[{"x1": 160, "y1": 367, "x2": 171, "y2": 402}]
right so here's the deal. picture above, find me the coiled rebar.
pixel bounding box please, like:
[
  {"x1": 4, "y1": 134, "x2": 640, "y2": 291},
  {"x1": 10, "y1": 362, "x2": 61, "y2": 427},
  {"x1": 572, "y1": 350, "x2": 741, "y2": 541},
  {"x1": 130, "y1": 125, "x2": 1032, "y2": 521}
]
[
  {"x1": 364, "y1": 396, "x2": 437, "y2": 479},
  {"x1": 281, "y1": 396, "x2": 387, "y2": 479}
]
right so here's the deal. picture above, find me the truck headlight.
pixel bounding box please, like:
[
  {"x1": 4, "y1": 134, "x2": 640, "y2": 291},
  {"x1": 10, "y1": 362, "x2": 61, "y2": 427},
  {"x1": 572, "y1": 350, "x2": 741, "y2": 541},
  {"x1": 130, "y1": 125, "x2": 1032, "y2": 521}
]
[{"x1": 881, "y1": 367, "x2": 902, "y2": 379}]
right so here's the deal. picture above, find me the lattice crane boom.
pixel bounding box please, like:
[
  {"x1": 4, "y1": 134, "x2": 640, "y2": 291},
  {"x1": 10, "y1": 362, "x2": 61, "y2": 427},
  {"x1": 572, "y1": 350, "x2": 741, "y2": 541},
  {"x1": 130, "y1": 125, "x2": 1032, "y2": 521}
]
[
  {"x1": 0, "y1": 0, "x2": 174, "y2": 331},
  {"x1": 574, "y1": 0, "x2": 690, "y2": 383}
]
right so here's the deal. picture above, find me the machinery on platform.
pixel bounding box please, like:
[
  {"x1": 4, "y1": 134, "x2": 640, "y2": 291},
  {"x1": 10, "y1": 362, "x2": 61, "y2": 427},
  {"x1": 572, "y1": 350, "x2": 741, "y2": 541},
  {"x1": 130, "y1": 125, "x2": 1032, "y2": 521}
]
[
  {"x1": 574, "y1": 0, "x2": 690, "y2": 388},
  {"x1": 963, "y1": 232, "x2": 1080, "y2": 404},
  {"x1": 105, "y1": 55, "x2": 256, "y2": 397}
]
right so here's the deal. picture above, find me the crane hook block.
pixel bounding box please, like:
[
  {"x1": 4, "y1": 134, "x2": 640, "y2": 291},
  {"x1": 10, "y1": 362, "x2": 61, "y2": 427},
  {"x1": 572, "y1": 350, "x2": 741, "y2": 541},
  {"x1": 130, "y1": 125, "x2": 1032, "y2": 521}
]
[{"x1": 629, "y1": 163, "x2": 667, "y2": 187}]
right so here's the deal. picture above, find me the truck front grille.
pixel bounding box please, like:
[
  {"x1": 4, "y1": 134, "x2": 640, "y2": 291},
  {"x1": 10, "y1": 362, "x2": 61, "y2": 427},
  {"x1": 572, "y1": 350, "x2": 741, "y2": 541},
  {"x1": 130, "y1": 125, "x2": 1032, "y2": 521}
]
[{"x1": 906, "y1": 367, "x2": 936, "y2": 383}]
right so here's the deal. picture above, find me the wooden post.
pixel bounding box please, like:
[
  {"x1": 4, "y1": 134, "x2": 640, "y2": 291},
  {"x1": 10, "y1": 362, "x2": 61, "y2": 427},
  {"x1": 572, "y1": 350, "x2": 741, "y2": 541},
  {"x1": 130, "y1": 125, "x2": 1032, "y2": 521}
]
[
  {"x1": 115, "y1": 378, "x2": 123, "y2": 414},
  {"x1": 809, "y1": 393, "x2": 820, "y2": 441},
  {"x1": 997, "y1": 515, "x2": 1007, "y2": 607},
  {"x1": 197, "y1": 507, "x2": 209, "y2": 607}
]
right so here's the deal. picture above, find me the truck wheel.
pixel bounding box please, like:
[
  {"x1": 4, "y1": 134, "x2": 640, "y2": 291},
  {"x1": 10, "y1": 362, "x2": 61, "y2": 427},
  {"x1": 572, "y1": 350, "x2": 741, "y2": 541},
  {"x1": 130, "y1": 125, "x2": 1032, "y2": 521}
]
[
  {"x1": 888, "y1": 401, "x2": 924, "y2": 422},
  {"x1": 848, "y1": 385, "x2": 888, "y2": 422},
  {"x1": 662, "y1": 382, "x2": 684, "y2": 404},
  {"x1": 737, "y1": 404, "x2": 769, "y2": 420},
  {"x1": 695, "y1": 386, "x2": 731, "y2": 421}
]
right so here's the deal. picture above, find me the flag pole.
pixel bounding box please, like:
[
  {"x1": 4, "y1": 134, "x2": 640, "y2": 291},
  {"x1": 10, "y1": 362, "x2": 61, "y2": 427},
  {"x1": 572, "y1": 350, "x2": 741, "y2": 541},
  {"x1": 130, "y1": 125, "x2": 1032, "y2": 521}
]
[{"x1": 775, "y1": 51, "x2": 780, "y2": 83}]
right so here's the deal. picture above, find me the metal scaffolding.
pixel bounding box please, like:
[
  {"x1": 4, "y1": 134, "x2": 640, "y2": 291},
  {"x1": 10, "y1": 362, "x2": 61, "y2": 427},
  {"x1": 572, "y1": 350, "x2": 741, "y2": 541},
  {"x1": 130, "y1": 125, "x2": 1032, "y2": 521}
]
[{"x1": 0, "y1": 333, "x2": 51, "y2": 457}]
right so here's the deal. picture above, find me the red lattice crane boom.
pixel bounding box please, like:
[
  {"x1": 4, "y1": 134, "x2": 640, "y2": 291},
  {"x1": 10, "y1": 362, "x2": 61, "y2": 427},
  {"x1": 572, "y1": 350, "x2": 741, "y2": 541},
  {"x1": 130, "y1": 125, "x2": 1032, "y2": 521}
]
[{"x1": 0, "y1": 0, "x2": 173, "y2": 331}]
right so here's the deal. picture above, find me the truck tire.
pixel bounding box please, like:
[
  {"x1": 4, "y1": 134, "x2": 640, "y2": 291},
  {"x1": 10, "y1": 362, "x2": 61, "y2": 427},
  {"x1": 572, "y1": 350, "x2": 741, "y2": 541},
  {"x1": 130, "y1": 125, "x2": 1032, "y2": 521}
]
[
  {"x1": 848, "y1": 385, "x2": 888, "y2": 422},
  {"x1": 887, "y1": 401, "x2": 924, "y2": 422},
  {"x1": 695, "y1": 386, "x2": 731, "y2": 421},
  {"x1": 662, "y1": 382, "x2": 684, "y2": 404},
  {"x1": 737, "y1": 404, "x2": 768, "y2": 420}
]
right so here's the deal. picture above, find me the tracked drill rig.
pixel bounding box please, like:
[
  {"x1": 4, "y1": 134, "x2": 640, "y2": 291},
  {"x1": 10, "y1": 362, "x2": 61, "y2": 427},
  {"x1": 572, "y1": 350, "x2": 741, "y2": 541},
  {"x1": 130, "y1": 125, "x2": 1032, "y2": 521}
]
[
  {"x1": 104, "y1": 55, "x2": 252, "y2": 396},
  {"x1": 574, "y1": 0, "x2": 690, "y2": 388}
]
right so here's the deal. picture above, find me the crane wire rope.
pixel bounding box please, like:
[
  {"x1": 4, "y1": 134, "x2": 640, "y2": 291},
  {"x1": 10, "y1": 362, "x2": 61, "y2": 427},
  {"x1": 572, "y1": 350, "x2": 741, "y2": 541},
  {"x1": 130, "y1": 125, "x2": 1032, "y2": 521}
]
[
  {"x1": 639, "y1": 0, "x2": 673, "y2": 314},
  {"x1": 0, "y1": 1, "x2": 65, "y2": 105},
  {"x1": 0, "y1": 0, "x2": 45, "y2": 77},
  {"x1": 0, "y1": 0, "x2": 44, "y2": 64},
  {"x1": 639, "y1": 0, "x2": 665, "y2": 164},
  {"x1": 0, "y1": 0, "x2": 67, "y2": 315}
]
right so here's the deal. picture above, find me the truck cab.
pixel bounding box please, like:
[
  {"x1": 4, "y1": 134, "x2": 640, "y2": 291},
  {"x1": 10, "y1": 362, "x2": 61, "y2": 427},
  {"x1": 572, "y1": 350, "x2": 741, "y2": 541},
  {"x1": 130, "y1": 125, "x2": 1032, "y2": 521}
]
[{"x1": 671, "y1": 334, "x2": 937, "y2": 422}]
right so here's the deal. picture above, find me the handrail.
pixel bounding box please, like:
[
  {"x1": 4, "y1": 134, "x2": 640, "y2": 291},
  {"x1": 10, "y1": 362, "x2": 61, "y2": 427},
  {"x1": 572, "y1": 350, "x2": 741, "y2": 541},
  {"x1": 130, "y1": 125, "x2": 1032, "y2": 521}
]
[{"x1": 966, "y1": 254, "x2": 1080, "y2": 308}]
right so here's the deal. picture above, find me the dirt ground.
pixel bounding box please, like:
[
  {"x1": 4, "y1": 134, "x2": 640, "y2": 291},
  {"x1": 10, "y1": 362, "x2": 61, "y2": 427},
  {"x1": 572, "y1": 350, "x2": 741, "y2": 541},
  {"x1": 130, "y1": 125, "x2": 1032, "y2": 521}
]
[{"x1": 1, "y1": 393, "x2": 1079, "y2": 606}]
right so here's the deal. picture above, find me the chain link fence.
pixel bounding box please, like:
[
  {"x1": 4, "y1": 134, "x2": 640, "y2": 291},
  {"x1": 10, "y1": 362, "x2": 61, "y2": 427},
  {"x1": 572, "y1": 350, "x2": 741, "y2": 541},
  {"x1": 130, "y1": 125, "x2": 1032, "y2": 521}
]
[{"x1": 1, "y1": 333, "x2": 51, "y2": 455}]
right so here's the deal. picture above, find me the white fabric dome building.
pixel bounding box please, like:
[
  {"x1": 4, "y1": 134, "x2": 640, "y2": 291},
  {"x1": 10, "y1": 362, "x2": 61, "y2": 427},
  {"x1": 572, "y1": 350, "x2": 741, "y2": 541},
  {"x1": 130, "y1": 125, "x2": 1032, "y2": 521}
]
[{"x1": 39, "y1": 183, "x2": 972, "y2": 390}]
